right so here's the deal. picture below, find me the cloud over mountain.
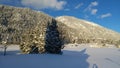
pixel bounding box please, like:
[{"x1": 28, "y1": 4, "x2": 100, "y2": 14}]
[
  {"x1": 100, "y1": 13, "x2": 112, "y2": 18},
  {"x1": 85, "y1": 1, "x2": 98, "y2": 11},
  {"x1": 84, "y1": 1, "x2": 98, "y2": 15},
  {"x1": 21, "y1": 0, "x2": 67, "y2": 10},
  {"x1": 91, "y1": 9, "x2": 98, "y2": 15},
  {"x1": 75, "y1": 3, "x2": 83, "y2": 9}
]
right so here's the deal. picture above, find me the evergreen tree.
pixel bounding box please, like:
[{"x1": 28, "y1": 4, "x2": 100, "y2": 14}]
[{"x1": 45, "y1": 19, "x2": 63, "y2": 54}]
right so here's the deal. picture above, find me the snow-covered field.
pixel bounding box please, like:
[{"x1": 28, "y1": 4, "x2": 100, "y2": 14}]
[{"x1": 0, "y1": 44, "x2": 120, "y2": 68}]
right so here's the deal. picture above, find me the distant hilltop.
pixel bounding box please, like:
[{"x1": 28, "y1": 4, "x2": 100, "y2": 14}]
[
  {"x1": 56, "y1": 16, "x2": 120, "y2": 41},
  {"x1": 0, "y1": 5, "x2": 120, "y2": 50},
  {"x1": 56, "y1": 16, "x2": 120, "y2": 48}
]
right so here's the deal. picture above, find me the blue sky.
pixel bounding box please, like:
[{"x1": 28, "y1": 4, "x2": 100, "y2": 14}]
[{"x1": 0, "y1": 0, "x2": 120, "y2": 33}]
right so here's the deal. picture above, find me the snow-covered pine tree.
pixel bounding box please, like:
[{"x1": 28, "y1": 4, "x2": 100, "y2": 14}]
[{"x1": 45, "y1": 19, "x2": 63, "y2": 54}]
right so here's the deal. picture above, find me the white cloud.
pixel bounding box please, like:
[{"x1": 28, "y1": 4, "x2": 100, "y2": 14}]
[
  {"x1": 84, "y1": 1, "x2": 98, "y2": 11},
  {"x1": 21, "y1": 0, "x2": 67, "y2": 10},
  {"x1": 91, "y1": 9, "x2": 98, "y2": 15},
  {"x1": 100, "y1": 13, "x2": 112, "y2": 18},
  {"x1": 75, "y1": 3, "x2": 83, "y2": 9},
  {"x1": 84, "y1": 1, "x2": 98, "y2": 15},
  {"x1": 91, "y1": 1, "x2": 98, "y2": 6},
  {"x1": 64, "y1": 8, "x2": 70, "y2": 11}
]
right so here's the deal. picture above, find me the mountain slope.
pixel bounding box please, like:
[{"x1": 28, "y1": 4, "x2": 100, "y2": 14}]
[
  {"x1": 0, "y1": 5, "x2": 65, "y2": 53},
  {"x1": 56, "y1": 16, "x2": 120, "y2": 47}
]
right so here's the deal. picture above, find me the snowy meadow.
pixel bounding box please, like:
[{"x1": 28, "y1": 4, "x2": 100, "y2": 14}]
[{"x1": 0, "y1": 44, "x2": 120, "y2": 68}]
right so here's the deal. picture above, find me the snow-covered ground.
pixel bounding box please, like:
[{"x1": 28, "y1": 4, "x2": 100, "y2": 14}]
[{"x1": 0, "y1": 44, "x2": 120, "y2": 68}]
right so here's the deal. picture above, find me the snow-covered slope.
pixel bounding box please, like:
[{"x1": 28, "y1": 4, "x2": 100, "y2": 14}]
[
  {"x1": 56, "y1": 16, "x2": 100, "y2": 29},
  {"x1": 0, "y1": 45, "x2": 120, "y2": 68},
  {"x1": 56, "y1": 16, "x2": 120, "y2": 47},
  {"x1": 56, "y1": 16, "x2": 120, "y2": 40}
]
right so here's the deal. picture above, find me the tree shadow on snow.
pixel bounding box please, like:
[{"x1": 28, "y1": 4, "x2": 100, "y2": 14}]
[
  {"x1": 0, "y1": 49, "x2": 90, "y2": 68},
  {"x1": 0, "y1": 50, "x2": 20, "y2": 56},
  {"x1": 61, "y1": 48, "x2": 90, "y2": 68}
]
